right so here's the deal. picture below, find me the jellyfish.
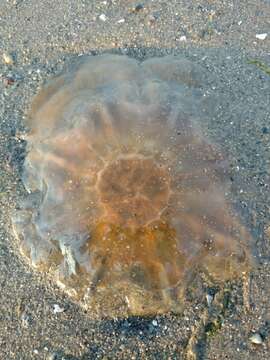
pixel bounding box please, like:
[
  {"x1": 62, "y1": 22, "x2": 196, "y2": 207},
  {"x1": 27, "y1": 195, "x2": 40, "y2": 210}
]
[{"x1": 12, "y1": 54, "x2": 252, "y2": 317}]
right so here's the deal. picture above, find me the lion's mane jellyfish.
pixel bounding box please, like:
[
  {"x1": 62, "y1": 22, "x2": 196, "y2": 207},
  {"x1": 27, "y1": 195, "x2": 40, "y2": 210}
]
[{"x1": 12, "y1": 55, "x2": 252, "y2": 317}]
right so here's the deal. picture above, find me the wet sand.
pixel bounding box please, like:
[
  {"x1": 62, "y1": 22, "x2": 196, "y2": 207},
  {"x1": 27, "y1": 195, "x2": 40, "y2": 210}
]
[{"x1": 0, "y1": 1, "x2": 270, "y2": 359}]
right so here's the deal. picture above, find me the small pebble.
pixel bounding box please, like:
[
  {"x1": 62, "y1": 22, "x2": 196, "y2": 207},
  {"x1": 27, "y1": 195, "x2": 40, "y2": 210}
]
[
  {"x1": 21, "y1": 312, "x2": 31, "y2": 328},
  {"x1": 206, "y1": 293, "x2": 213, "y2": 307},
  {"x1": 99, "y1": 14, "x2": 107, "y2": 22},
  {"x1": 117, "y1": 18, "x2": 125, "y2": 24},
  {"x1": 133, "y1": 4, "x2": 144, "y2": 12},
  {"x1": 148, "y1": 14, "x2": 156, "y2": 25},
  {"x1": 152, "y1": 319, "x2": 158, "y2": 326},
  {"x1": 262, "y1": 126, "x2": 269, "y2": 134},
  {"x1": 53, "y1": 304, "x2": 65, "y2": 314},
  {"x1": 47, "y1": 352, "x2": 58, "y2": 360},
  {"x1": 3, "y1": 75, "x2": 15, "y2": 86},
  {"x1": 256, "y1": 33, "x2": 267, "y2": 40},
  {"x1": 179, "y1": 35, "x2": 187, "y2": 42},
  {"x1": 250, "y1": 333, "x2": 263, "y2": 344},
  {"x1": 2, "y1": 52, "x2": 14, "y2": 65}
]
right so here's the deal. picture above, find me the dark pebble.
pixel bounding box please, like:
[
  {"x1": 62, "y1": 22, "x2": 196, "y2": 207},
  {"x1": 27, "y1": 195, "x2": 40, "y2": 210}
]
[
  {"x1": 133, "y1": 4, "x2": 144, "y2": 13},
  {"x1": 262, "y1": 126, "x2": 269, "y2": 134}
]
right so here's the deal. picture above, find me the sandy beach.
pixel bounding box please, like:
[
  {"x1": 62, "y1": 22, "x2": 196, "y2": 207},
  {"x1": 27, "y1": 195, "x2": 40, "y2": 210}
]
[{"x1": 0, "y1": 1, "x2": 270, "y2": 359}]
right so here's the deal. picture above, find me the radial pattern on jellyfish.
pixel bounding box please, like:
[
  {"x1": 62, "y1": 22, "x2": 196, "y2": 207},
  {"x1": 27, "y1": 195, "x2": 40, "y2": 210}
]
[{"x1": 12, "y1": 54, "x2": 252, "y2": 317}]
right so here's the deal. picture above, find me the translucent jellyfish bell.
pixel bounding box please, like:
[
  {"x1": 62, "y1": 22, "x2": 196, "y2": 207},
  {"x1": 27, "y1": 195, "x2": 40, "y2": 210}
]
[{"x1": 12, "y1": 54, "x2": 252, "y2": 317}]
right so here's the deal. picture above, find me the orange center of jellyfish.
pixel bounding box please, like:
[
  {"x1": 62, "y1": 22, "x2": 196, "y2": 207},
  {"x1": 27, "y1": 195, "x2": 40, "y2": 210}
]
[
  {"x1": 98, "y1": 157, "x2": 170, "y2": 226},
  {"x1": 85, "y1": 157, "x2": 186, "y2": 291}
]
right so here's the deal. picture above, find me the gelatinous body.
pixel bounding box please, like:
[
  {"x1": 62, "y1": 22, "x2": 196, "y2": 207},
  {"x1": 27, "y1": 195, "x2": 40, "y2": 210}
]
[{"x1": 12, "y1": 55, "x2": 252, "y2": 317}]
